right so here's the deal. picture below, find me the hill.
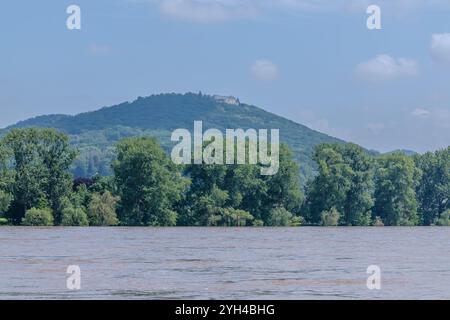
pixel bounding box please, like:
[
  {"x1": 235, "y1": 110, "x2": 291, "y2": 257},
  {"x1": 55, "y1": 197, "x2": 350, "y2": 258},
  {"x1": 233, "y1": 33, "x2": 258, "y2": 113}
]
[
  {"x1": 384, "y1": 149, "x2": 418, "y2": 156},
  {"x1": 1, "y1": 93, "x2": 345, "y2": 182}
]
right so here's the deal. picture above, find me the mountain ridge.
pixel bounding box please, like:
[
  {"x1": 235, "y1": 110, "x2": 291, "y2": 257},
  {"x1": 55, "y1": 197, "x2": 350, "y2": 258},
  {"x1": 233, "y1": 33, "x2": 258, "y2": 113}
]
[{"x1": 1, "y1": 92, "x2": 345, "y2": 182}]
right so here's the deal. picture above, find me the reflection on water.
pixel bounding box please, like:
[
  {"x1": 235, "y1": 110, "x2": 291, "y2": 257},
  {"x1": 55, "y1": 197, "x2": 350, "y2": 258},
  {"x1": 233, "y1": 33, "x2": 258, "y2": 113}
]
[{"x1": 0, "y1": 227, "x2": 449, "y2": 299}]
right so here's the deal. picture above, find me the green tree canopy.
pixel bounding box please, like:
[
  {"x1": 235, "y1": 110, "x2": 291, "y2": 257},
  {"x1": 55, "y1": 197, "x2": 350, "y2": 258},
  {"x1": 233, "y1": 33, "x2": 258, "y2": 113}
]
[
  {"x1": 2, "y1": 128, "x2": 77, "y2": 224},
  {"x1": 87, "y1": 191, "x2": 119, "y2": 226},
  {"x1": 321, "y1": 207, "x2": 340, "y2": 226},
  {"x1": 374, "y1": 153, "x2": 421, "y2": 226},
  {"x1": 113, "y1": 137, "x2": 188, "y2": 226},
  {"x1": 21, "y1": 207, "x2": 54, "y2": 226},
  {"x1": 305, "y1": 143, "x2": 373, "y2": 225},
  {"x1": 60, "y1": 197, "x2": 89, "y2": 226},
  {"x1": 0, "y1": 142, "x2": 13, "y2": 214},
  {"x1": 415, "y1": 147, "x2": 450, "y2": 225},
  {"x1": 180, "y1": 143, "x2": 302, "y2": 226}
]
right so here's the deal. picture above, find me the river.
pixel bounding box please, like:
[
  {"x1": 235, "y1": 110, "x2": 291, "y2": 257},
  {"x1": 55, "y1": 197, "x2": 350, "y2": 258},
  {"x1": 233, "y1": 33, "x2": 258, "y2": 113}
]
[{"x1": 0, "y1": 227, "x2": 449, "y2": 299}]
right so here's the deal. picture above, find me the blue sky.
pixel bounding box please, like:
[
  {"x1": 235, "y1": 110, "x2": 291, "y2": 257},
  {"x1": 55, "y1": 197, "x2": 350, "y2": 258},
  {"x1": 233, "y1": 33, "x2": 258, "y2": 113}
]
[{"x1": 1, "y1": 0, "x2": 450, "y2": 152}]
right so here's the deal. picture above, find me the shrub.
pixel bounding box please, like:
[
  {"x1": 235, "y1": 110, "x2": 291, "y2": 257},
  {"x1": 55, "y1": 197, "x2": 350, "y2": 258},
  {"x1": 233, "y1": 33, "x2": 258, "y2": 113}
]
[
  {"x1": 399, "y1": 218, "x2": 416, "y2": 226},
  {"x1": 22, "y1": 208, "x2": 54, "y2": 226},
  {"x1": 267, "y1": 207, "x2": 293, "y2": 226},
  {"x1": 290, "y1": 216, "x2": 304, "y2": 226},
  {"x1": 88, "y1": 192, "x2": 119, "y2": 226},
  {"x1": 220, "y1": 208, "x2": 253, "y2": 226},
  {"x1": 0, "y1": 217, "x2": 9, "y2": 225},
  {"x1": 61, "y1": 206, "x2": 89, "y2": 226},
  {"x1": 320, "y1": 207, "x2": 340, "y2": 226},
  {"x1": 0, "y1": 190, "x2": 12, "y2": 213},
  {"x1": 436, "y1": 210, "x2": 450, "y2": 226},
  {"x1": 252, "y1": 219, "x2": 264, "y2": 227},
  {"x1": 372, "y1": 216, "x2": 384, "y2": 227},
  {"x1": 207, "y1": 214, "x2": 222, "y2": 226}
]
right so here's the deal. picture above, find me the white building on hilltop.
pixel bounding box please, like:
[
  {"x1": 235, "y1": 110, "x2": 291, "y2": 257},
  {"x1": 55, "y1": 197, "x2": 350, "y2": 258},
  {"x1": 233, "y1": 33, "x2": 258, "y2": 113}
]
[{"x1": 213, "y1": 95, "x2": 240, "y2": 106}]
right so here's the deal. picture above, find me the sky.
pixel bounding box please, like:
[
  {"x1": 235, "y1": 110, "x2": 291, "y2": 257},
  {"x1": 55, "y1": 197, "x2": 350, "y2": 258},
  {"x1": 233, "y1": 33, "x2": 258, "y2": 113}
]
[{"x1": 1, "y1": 0, "x2": 450, "y2": 153}]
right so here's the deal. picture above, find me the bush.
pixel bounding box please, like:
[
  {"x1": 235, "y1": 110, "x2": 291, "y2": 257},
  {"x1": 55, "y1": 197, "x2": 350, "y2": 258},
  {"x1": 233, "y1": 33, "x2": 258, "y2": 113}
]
[
  {"x1": 267, "y1": 207, "x2": 293, "y2": 226},
  {"x1": 0, "y1": 190, "x2": 12, "y2": 213},
  {"x1": 399, "y1": 218, "x2": 416, "y2": 226},
  {"x1": 320, "y1": 207, "x2": 340, "y2": 226},
  {"x1": 252, "y1": 219, "x2": 264, "y2": 227},
  {"x1": 22, "y1": 208, "x2": 54, "y2": 226},
  {"x1": 372, "y1": 216, "x2": 384, "y2": 227},
  {"x1": 0, "y1": 217, "x2": 9, "y2": 225},
  {"x1": 88, "y1": 192, "x2": 119, "y2": 226},
  {"x1": 220, "y1": 208, "x2": 253, "y2": 226},
  {"x1": 437, "y1": 210, "x2": 450, "y2": 226},
  {"x1": 290, "y1": 216, "x2": 304, "y2": 227},
  {"x1": 61, "y1": 206, "x2": 89, "y2": 226}
]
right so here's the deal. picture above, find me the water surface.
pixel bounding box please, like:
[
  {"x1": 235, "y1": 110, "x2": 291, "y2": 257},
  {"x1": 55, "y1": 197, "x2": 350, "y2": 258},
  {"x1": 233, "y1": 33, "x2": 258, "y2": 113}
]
[{"x1": 0, "y1": 227, "x2": 449, "y2": 299}]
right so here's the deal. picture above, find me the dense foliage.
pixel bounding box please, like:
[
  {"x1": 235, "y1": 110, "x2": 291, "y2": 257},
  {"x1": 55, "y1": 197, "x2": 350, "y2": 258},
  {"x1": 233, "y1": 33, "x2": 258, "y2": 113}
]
[
  {"x1": 0, "y1": 93, "x2": 344, "y2": 182},
  {"x1": 1, "y1": 128, "x2": 77, "y2": 224},
  {"x1": 178, "y1": 143, "x2": 302, "y2": 226},
  {"x1": 113, "y1": 137, "x2": 188, "y2": 226},
  {"x1": 0, "y1": 127, "x2": 448, "y2": 226},
  {"x1": 21, "y1": 207, "x2": 54, "y2": 226},
  {"x1": 303, "y1": 143, "x2": 373, "y2": 226}
]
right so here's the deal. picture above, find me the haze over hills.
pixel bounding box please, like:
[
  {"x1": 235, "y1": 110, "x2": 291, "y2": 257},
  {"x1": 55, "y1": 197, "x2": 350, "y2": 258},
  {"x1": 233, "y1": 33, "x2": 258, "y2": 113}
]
[{"x1": 1, "y1": 93, "x2": 346, "y2": 182}]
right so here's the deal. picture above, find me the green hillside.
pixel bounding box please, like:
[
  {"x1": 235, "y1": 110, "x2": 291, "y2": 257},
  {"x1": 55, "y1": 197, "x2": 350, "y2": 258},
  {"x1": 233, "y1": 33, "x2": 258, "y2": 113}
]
[{"x1": 1, "y1": 92, "x2": 345, "y2": 182}]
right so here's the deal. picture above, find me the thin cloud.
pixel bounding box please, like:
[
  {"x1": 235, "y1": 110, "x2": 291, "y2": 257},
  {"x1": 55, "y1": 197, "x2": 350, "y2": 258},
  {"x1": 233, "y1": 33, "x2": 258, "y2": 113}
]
[
  {"x1": 354, "y1": 54, "x2": 419, "y2": 81},
  {"x1": 411, "y1": 108, "x2": 431, "y2": 117},
  {"x1": 158, "y1": 0, "x2": 258, "y2": 23},
  {"x1": 148, "y1": 0, "x2": 450, "y2": 23},
  {"x1": 250, "y1": 59, "x2": 279, "y2": 81},
  {"x1": 430, "y1": 33, "x2": 450, "y2": 64},
  {"x1": 272, "y1": 0, "x2": 450, "y2": 11}
]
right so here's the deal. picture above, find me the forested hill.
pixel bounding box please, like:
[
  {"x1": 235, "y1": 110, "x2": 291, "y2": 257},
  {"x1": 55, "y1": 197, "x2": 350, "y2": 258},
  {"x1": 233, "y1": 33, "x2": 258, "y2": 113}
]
[{"x1": 1, "y1": 93, "x2": 344, "y2": 181}]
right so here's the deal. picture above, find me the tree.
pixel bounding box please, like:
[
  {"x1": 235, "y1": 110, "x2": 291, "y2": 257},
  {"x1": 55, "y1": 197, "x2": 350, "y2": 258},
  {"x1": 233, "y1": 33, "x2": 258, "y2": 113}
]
[
  {"x1": 178, "y1": 158, "x2": 228, "y2": 226},
  {"x1": 340, "y1": 144, "x2": 374, "y2": 226},
  {"x1": 22, "y1": 207, "x2": 54, "y2": 226},
  {"x1": 266, "y1": 206, "x2": 294, "y2": 226},
  {"x1": 0, "y1": 142, "x2": 13, "y2": 215},
  {"x1": 223, "y1": 164, "x2": 267, "y2": 216},
  {"x1": 89, "y1": 174, "x2": 116, "y2": 194},
  {"x1": 374, "y1": 153, "x2": 421, "y2": 226},
  {"x1": 321, "y1": 207, "x2": 340, "y2": 226},
  {"x1": 73, "y1": 177, "x2": 94, "y2": 190},
  {"x1": 305, "y1": 143, "x2": 373, "y2": 225},
  {"x1": 61, "y1": 207, "x2": 89, "y2": 226},
  {"x1": 305, "y1": 145, "x2": 351, "y2": 224},
  {"x1": 87, "y1": 192, "x2": 119, "y2": 226},
  {"x1": 180, "y1": 143, "x2": 302, "y2": 226},
  {"x1": 260, "y1": 145, "x2": 303, "y2": 222},
  {"x1": 372, "y1": 216, "x2": 384, "y2": 227},
  {"x1": 0, "y1": 191, "x2": 12, "y2": 216},
  {"x1": 415, "y1": 147, "x2": 450, "y2": 225},
  {"x1": 2, "y1": 128, "x2": 77, "y2": 224},
  {"x1": 60, "y1": 197, "x2": 89, "y2": 226},
  {"x1": 192, "y1": 186, "x2": 229, "y2": 226},
  {"x1": 436, "y1": 209, "x2": 450, "y2": 226},
  {"x1": 113, "y1": 137, "x2": 188, "y2": 226},
  {"x1": 71, "y1": 184, "x2": 92, "y2": 210},
  {"x1": 219, "y1": 208, "x2": 254, "y2": 226}
]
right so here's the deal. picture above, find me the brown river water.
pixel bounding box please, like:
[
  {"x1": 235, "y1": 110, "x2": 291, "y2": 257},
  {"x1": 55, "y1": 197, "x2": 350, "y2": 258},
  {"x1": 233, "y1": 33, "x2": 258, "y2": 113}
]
[{"x1": 0, "y1": 227, "x2": 449, "y2": 299}]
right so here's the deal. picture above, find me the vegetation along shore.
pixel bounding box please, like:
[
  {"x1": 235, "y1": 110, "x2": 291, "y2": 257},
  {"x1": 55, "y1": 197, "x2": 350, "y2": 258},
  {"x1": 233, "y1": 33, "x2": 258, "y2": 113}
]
[{"x1": 0, "y1": 126, "x2": 448, "y2": 227}]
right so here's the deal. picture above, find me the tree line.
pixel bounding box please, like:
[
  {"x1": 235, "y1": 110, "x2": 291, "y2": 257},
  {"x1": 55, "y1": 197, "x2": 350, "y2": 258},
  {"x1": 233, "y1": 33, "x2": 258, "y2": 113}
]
[{"x1": 0, "y1": 128, "x2": 448, "y2": 227}]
